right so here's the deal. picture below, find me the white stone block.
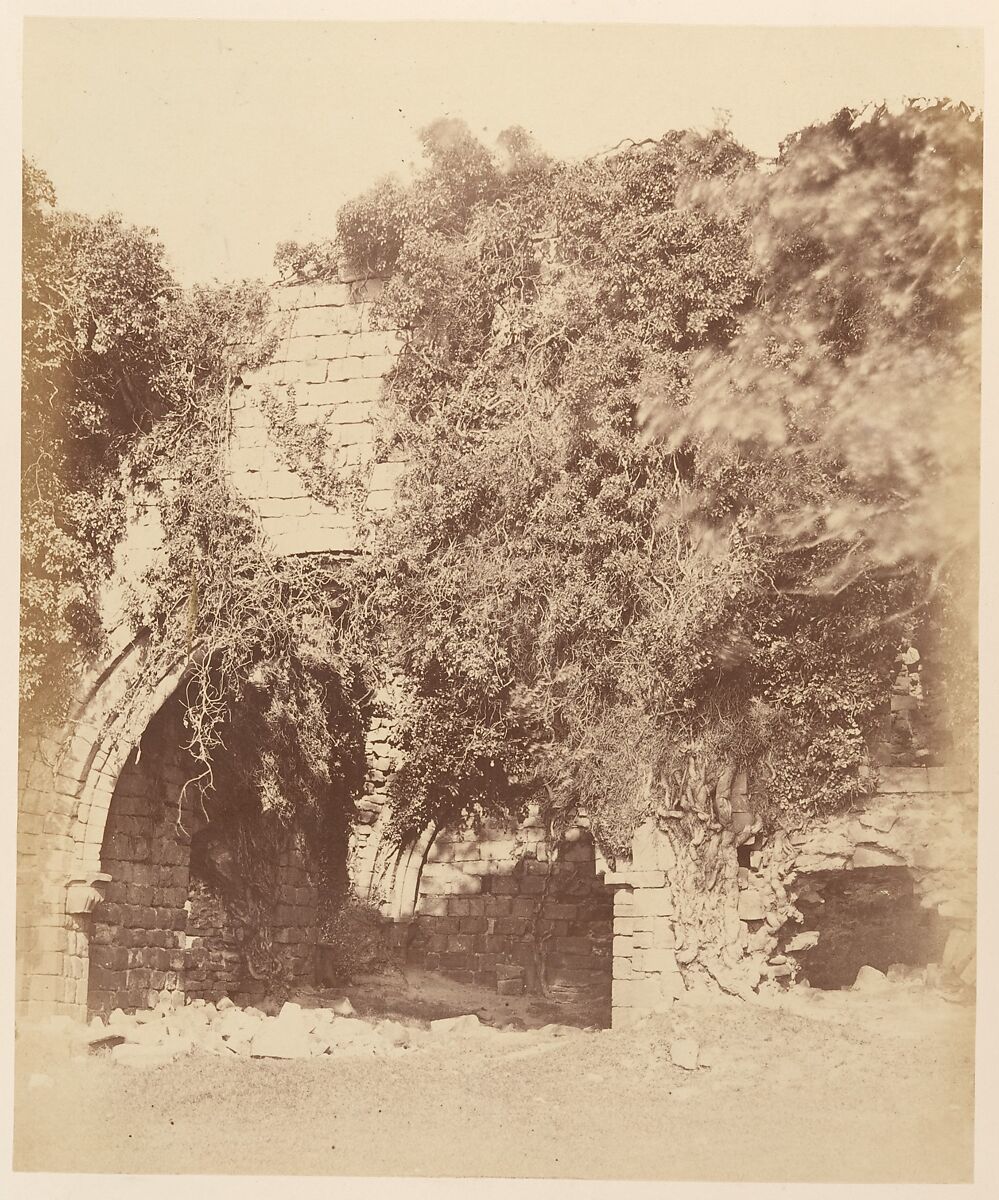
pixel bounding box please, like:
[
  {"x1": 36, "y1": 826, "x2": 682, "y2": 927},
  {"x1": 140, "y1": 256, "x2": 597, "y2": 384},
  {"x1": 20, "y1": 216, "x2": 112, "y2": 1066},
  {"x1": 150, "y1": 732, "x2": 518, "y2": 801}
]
[
  {"x1": 291, "y1": 307, "x2": 343, "y2": 338},
  {"x1": 331, "y1": 401, "x2": 377, "y2": 426},
  {"x1": 275, "y1": 284, "x2": 313, "y2": 311},
  {"x1": 314, "y1": 333, "x2": 353, "y2": 360},
  {"x1": 336, "y1": 422, "x2": 376, "y2": 446},
  {"x1": 326, "y1": 358, "x2": 368, "y2": 383},
  {"x1": 310, "y1": 282, "x2": 353, "y2": 307},
  {"x1": 346, "y1": 330, "x2": 404, "y2": 358},
  {"x1": 359, "y1": 354, "x2": 397, "y2": 379}
]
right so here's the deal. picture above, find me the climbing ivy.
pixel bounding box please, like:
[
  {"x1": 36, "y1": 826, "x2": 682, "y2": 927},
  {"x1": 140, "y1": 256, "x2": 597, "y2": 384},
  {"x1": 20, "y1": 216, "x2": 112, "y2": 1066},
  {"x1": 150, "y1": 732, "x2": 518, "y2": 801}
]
[
  {"x1": 21, "y1": 159, "x2": 175, "y2": 724},
  {"x1": 22, "y1": 159, "x2": 373, "y2": 942},
  {"x1": 293, "y1": 110, "x2": 976, "y2": 851}
]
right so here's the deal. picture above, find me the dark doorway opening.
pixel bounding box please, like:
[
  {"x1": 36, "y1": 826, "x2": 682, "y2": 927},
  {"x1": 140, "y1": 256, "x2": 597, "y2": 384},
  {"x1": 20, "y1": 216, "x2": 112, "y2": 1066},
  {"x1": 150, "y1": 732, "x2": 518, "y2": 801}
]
[{"x1": 784, "y1": 867, "x2": 949, "y2": 989}]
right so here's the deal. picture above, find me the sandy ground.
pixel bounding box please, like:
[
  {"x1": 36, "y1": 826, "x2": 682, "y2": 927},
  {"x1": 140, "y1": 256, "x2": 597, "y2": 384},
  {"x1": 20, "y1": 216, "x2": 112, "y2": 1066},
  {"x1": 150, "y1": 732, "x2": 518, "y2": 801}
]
[{"x1": 13, "y1": 971, "x2": 975, "y2": 1183}]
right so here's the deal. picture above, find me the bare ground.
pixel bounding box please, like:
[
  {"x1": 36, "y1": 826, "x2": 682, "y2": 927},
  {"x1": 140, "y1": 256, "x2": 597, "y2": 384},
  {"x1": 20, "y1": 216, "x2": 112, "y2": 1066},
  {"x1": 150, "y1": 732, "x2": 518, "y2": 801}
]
[{"x1": 13, "y1": 970, "x2": 975, "y2": 1183}]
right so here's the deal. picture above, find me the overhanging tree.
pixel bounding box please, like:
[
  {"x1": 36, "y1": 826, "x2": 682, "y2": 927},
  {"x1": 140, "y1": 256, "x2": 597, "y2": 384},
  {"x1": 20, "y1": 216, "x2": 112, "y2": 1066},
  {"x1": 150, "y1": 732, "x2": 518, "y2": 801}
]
[{"x1": 303, "y1": 105, "x2": 979, "y2": 993}]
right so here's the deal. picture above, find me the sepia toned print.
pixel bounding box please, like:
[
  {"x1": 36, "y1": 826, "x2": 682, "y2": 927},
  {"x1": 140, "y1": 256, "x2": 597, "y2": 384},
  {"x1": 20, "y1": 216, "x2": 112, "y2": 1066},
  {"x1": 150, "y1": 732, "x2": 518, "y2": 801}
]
[{"x1": 14, "y1": 16, "x2": 983, "y2": 1184}]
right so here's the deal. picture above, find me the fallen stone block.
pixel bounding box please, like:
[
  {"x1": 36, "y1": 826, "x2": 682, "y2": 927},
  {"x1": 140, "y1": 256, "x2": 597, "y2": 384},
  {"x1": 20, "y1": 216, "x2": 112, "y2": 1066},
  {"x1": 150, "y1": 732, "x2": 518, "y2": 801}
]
[
  {"x1": 226, "y1": 1033, "x2": 254, "y2": 1056},
  {"x1": 86, "y1": 1031, "x2": 126, "y2": 1051},
  {"x1": 111, "y1": 1041, "x2": 185, "y2": 1069},
  {"x1": 326, "y1": 1019, "x2": 375, "y2": 1047},
  {"x1": 305, "y1": 1008, "x2": 335, "y2": 1033},
  {"x1": 82, "y1": 1012, "x2": 123, "y2": 1048},
  {"x1": 250, "y1": 1021, "x2": 312, "y2": 1060},
  {"x1": 332, "y1": 1033, "x2": 396, "y2": 1058},
  {"x1": 785, "y1": 931, "x2": 820, "y2": 953},
  {"x1": 853, "y1": 964, "x2": 890, "y2": 992},
  {"x1": 942, "y1": 929, "x2": 976, "y2": 975},
  {"x1": 669, "y1": 1038, "x2": 699, "y2": 1071},
  {"x1": 429, "y1": 1014, "x2": 482, "y2": 1037},
  {"x1": 330, "y1": 996, "x2": 356, "y2": 1017},
  {"x1": 129, "y1": 1020, "x2": 169, "y2": 1046},
  {"x1": 197, "y1": 1031, "x2": 237, "y2": 1057},
  {"x1": 175, "y1": 1004, "x2": 211, "y2": 1028}
]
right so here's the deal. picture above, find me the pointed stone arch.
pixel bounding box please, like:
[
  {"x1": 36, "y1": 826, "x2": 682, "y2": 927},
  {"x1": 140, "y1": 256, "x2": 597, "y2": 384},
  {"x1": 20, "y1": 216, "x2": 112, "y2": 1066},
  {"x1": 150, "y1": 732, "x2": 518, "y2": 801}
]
[{"x1": 16, "y1": 626, "x2": 190, "y2": 1018}]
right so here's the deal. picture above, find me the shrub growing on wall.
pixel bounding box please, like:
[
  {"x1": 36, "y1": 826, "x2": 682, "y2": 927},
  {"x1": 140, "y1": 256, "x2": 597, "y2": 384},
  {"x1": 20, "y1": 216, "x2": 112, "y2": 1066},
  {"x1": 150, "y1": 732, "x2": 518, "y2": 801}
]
[
  {"x1": 294, "y1": 111, "x2": 975, "y2": 857},
  {"x1": 21, "y1": 161, "x2": 374, "y2": 969},
  {"x1": 21, "y1": 159, "x2": 177, "y2": 722}
]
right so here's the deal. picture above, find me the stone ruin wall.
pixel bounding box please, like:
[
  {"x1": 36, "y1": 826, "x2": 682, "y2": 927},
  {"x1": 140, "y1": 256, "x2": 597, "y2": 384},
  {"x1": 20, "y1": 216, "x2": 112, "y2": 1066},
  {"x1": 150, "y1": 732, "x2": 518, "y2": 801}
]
[
  {"x1": 15, "y1": 273, "x2": 400, "y2": 1020},
  {"x1": 322, "y1": 666, "x2": 614, "y2": 1016},
  {"x1": 405, "y1": 816, "x2": 612, "y2": 1010},
  {"x1": 789, "y1": 766, "x2": 977, "y2": 921},
  {"x1": 86, "y1": 699, "x2": 193, "y2": 1015},
  {"x1": 83, "y1": 688, "x2": 323, "y2": 1015},
  {"x1": 183, "y1": 860, "x2": 319, "y2": 1007},
  {"x1": 16, "y1": 274, "x2": 608, "y2": 1021},
  {"x1": 228, "y1": 276, "x2": 406, "y2": 555},
  {"x1": 606, "y1": 765, "x2": 977, "y2": 1026},
  {"x1": 15, "y1": 273, "x2": 980, "y2": 1027}
]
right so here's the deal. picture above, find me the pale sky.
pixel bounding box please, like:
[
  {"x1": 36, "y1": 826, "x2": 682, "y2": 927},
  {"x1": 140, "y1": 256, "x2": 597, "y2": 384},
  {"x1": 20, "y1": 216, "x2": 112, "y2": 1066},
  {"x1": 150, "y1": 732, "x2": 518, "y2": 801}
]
[{"x1": 21, "y1": 19, "x2": 985, "y2": 284}]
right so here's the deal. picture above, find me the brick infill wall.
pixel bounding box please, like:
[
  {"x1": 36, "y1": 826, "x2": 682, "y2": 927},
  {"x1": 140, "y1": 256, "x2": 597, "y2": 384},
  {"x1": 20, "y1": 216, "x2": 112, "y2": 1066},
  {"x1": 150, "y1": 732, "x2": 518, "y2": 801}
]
[{"x1": 403, "y1": 812, "x2": 612, "y2": 1005}]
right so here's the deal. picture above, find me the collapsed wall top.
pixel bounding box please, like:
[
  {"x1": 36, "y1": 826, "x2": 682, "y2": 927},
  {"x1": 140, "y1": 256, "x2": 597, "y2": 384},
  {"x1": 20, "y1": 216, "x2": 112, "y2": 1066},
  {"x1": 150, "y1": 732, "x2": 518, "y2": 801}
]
[{"x1": 228, "y1": 278, "x2": 407, "y2": 556}]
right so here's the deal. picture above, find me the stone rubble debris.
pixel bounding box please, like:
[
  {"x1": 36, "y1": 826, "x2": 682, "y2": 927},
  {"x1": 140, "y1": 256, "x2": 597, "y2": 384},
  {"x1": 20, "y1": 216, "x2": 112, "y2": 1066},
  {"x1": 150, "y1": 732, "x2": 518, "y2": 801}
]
[
  {"x1": 785, "y1": 931, "x2": 820, "y2": 953},
  {"x1": 44, "y1": 996, "x2": 587, "y2": 1067},
  {"x1": 853, "y1": 965, "x2": 891, "y2": 992},
  {"x1": 429, "y1": 1013, "x2": 485, "y2": 1037},
  {"x1": 65, "y1": 996, "x2": 426, "y2": 1065},
  {"x1": 886, "y1": 962, "x2": 926, "y2": 985}
]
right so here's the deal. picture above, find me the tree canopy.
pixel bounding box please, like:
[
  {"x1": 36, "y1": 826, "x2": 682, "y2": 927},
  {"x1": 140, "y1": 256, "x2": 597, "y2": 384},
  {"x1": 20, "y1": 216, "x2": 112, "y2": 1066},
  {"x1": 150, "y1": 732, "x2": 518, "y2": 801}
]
[
  {"x1": 22, "y1": 159, "x2": 177, "y2": 717},
  {"x1": 22, "y1": 98, "x2": 981, "y2": 865},
  {"x1": 317, "y1": 104, "x2": 980, "y2": 852},
  {"x1": 650, "y1": 101, "x2": 981, "y2": 600}
]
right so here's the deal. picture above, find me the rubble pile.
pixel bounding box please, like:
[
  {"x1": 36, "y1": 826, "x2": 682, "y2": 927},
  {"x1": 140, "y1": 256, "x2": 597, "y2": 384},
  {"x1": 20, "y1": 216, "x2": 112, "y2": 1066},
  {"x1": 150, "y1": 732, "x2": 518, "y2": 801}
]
[
  {"x1": 79, "y1": 997, "x2": 422, "y2": 1067},
  {"x1": 18, "y1": 997, "x2": 595, "y2": 1071}
]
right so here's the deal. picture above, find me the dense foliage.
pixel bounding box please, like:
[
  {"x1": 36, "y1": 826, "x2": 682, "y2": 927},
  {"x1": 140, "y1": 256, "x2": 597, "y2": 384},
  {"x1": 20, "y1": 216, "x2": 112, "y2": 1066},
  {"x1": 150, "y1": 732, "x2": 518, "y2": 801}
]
[
  {"x1": 310, "y1": 107, "x2": 980, "y2": 852},
  {"x1": 654, "y1": 101, "x2": 980, "y2": 598},
  {"x1": 21, "y1": 162, "x2": 370, "y2": 950},
  {"x1": 22, "y1": 96, "x2": 981, "y2": 877},
  {"x1": 652, "y1": 101, "x2": 981, "y2": 756},
  {"x1": 22, "y1": 160, "x2": 176, "y2": 720}
]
